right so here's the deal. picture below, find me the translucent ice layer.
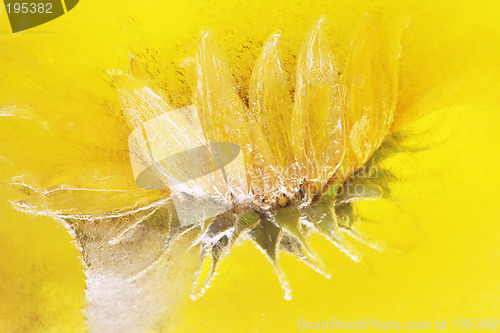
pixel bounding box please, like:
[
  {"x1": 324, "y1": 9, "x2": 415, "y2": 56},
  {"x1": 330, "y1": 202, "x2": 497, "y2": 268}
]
[{"x1": 11, "y1": 13, "x2": 407, "y2": 315}]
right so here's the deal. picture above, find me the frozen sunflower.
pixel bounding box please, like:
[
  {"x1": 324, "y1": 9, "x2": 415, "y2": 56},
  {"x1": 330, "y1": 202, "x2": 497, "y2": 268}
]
[{"x1": 11, "y1": 11, "x2": 407, "y2": 316}]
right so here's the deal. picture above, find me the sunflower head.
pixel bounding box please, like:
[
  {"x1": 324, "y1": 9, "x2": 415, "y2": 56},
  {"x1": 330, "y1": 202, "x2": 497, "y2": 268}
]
[{"x1": 12, "y1": 13, "x2": 408, "y2": 301}]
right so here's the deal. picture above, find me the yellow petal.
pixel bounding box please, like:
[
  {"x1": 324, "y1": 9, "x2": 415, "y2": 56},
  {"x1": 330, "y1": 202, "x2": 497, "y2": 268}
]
[
  {"x1": 194, "y1": 33, "x2": 277, "y2": 197},
  {"x1": 341, "y1": 14, "x2": 406, "y2": 174},
  {"x1": 291, "y1": 18, "x2": 345, "y2": 186},
  {"x1": 114, "y1": 72, "x2": 173, "y2": 130},
  {"x1": 194, "y1": 32, "x2": 251, "y2": 146},
  {"x1": 249, "y1": 33, "x2": 295, "y2": 193}
]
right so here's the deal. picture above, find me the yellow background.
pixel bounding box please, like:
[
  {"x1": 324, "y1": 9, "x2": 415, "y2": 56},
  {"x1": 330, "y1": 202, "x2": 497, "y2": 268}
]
[{"x1": 1, "y1": 0, "x2": 499, "y2": 332}]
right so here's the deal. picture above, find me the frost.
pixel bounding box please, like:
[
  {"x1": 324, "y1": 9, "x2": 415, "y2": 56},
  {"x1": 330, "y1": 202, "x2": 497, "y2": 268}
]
[{"x1": 0, "y1": 105, "x2": 32, "y2": 119}]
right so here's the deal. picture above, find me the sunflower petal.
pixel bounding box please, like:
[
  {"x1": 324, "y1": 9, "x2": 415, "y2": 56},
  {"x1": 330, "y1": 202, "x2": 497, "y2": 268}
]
[
  {"x1": 341, "y1": 14, "x2": 406, "y2": 174},
  {"x1": 291, "y1": 18, "x2": 345, "y2": 185}
]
